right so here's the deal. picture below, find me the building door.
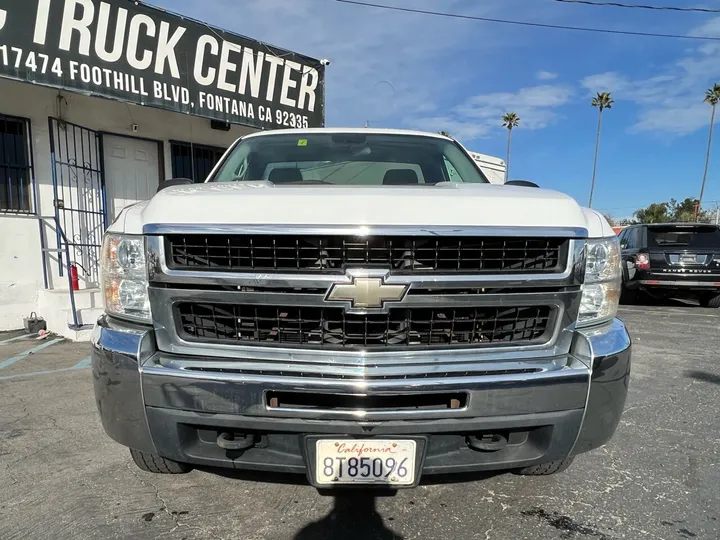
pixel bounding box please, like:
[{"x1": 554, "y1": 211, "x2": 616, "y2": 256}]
[{"x1": 103, "y1": 135, "x2": 160, "y2": 221}]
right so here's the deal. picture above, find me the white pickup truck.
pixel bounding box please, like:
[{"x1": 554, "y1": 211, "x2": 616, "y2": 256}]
[{"x1": 92, "y1": 128, "x2": 630, "y2": 487}]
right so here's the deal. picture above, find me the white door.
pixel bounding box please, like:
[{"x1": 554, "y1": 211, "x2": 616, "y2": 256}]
[{"x1": 104, "y1": 136, "x2": 160, "y2": 221}]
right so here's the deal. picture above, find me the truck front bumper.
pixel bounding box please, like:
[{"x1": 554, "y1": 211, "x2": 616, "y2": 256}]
[{"x1": 91, "y1": 317, "x2": 631, "y2": 483}]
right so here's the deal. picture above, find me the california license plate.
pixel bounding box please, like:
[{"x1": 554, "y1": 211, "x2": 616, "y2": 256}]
[{"x1": 315, "y1": 439, "x2": 417, "y2": 485}]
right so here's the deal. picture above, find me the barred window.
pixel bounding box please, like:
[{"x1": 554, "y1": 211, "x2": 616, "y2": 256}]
[
  {"x1": 1, "y1": 114, "x2": 33, "y2": 213},
  {"x1": 170, "y1": 141, "x2": 225, "y2": 183}
]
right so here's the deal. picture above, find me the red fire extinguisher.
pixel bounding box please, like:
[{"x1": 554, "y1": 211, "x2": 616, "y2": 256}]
[{"x1": 70, "y1": 264, "x2": 80, "y2": 291}]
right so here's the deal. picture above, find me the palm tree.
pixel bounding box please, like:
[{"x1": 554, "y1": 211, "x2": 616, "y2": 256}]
[
  {"x1": 588, "y1": 91, "x2": 614, "y2": 208},
  {"x1": 501, "y1": 112, "x2": 520, "y2": 182},
  {"x1": 699, "y1": 84, "x2": 720, "y2": 220},
  {"x1": 439, "y1": 130, "x2": 451, "y2": 138}
]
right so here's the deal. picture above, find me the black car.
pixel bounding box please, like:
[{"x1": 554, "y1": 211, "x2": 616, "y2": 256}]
[{"x1": 619, "y1": 223, "x2": 720, "y2": 307}]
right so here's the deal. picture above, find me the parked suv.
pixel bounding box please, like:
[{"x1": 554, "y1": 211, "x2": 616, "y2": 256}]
[
  {"x1": 91, "y1": 129, "x2": 630, "y2": 488},
  {"x1": 619, "y1": 223, "x2": 720, "y2": 307}
]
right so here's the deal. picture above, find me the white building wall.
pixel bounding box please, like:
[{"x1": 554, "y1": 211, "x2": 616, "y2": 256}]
[
  {"x1": 0, "y1": 78, "x2": 257, "y2": 333},
  {"x1": 0, "y1": 216, "x2": 45, "y2": 330}
]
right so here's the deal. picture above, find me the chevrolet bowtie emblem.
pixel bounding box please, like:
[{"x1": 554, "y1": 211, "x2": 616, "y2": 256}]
[{"x1": 326, "y1": 275, "x2": 408, "y2": 311}]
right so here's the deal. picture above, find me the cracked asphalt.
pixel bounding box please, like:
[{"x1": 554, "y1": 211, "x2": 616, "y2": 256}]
[{"x1": 1, "y1": 303, "x2": 718, "y2": 540}]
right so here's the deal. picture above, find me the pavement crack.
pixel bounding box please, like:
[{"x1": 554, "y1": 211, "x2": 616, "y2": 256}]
[
  {"x1": 5, "y1": 437, "x2": 67, "y2": 467},
  {"x1": 125, "y1": 461, "x2": 175, "y2": 520},
  {"x1": 0, "y1": 405, "x2": 30, "y2": 432},
  {"x1": 125, "y1": 461, "x2": 225, "y2": 540},
  {"x1": 1, "y1": 460, "x2": 20, "y2": 485}
]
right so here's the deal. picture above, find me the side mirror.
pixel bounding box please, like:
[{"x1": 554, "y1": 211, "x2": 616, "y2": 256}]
[
  {"x1": 505, "y1": 180, "x2": 539, "y2": 188},
  {"x1": 157, "y1": 178, "x2": 193, "y2": 193}
]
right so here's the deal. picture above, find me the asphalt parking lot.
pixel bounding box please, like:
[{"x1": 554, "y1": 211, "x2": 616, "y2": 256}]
[{"x1": 1, "y1": 304, "x2": 718, "y2": 540}]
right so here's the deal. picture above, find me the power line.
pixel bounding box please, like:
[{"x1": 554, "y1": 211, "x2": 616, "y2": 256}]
[
  {"x1": 335, "y1": 0, "x2": 720, "y2": 41},
  {"x1": 554, "y1": 0, "x2": 720, "y2": 14}
]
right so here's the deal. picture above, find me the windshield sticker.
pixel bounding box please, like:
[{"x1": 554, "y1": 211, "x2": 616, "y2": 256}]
[{"x1": 298, "y1": 139, "x2": 308, "y2": 147}]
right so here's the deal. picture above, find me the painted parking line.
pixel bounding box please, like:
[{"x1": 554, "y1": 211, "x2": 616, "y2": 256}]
[
  {"x1": 0, "y1": 338, "x2": 65, "y2": 370},
  {"x1": 0, "y1": 356, "x2": 91, "y2": 381},
  {"x1": 0, "y1": 333, "x2": 37, "y2": 345},
  {"x1": 72, "y1": 357, "x2": 91, "y2": 369}
]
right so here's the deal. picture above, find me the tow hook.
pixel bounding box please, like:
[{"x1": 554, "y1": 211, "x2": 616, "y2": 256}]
[
  {"x1": 217, "y1": 432, "x2": 255, "y2": 451},
  {"x1": 466, "y1": 434, "x2": 508, "y2": 452}
]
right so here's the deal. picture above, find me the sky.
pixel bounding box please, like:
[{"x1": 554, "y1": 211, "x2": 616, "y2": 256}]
[{"x1": 147, "y1": 0, "x2": 720, "y2": 219}]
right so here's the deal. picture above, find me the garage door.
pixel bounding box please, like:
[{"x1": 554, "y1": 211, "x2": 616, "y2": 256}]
[{"x1": 104, "y1": 136, "x2": 160, "y2": 221}]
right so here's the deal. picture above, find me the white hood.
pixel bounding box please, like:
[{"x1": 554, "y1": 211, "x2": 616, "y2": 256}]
[{"x1": 111, "y1": 182, "x2": 611, "y2": 238}]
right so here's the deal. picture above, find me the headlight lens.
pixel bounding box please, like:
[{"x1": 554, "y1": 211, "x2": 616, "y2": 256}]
[
  {"x1": 101, "y1": 234, "x2": 150, "y2": 322},
  {"x1": 578, "y1": 237, "x2": 621, "y2": 327}
]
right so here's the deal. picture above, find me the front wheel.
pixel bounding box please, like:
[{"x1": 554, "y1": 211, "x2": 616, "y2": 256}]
[
  {"x1": 699, "y1": 293, "x2": 720, "y2": 308},
  {"x1": 130, "y1": 448, "x2": 192, "y2": 474},
  {"x1": 514, "y1": 456, "x2": 575, "y2": 476}
]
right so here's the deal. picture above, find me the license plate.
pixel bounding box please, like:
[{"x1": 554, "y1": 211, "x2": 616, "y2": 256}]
[{"x1": 315, "y1": 439, "x2": 417, "y2": 486}]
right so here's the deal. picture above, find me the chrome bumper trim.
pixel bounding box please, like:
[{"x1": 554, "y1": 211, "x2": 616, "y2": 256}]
[
  {"x1": 140, "y1": 355, "x2": 586, "y2": 391},
  {"x1": 640, "y1": 280, "x2": 720, "y2": 287},
  {"x1": 139, "y1": 361, "x2": 590, "y2": 420}
]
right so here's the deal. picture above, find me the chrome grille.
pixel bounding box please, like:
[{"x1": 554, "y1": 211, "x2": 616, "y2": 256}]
[
  {"x1": 176, "y1": 303, "x2": 554, "y2": 351},
  {"x1": 146, "y1": 227, "x2": 585, "y2": 369},
  {"x1": 165, "y1": 234, "x2": 567, "y2": 274}
]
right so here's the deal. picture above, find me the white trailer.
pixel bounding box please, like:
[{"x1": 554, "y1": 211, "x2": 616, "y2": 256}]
[{"x1": 468, "y1": 151, "x2": 507, "y2": 185}]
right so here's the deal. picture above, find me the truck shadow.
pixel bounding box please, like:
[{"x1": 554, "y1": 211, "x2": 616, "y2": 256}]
[
  {"x1": 195, "y1": 467, "x2": 508, "y2": 539},
  {"x1": 195, "y1": 467, "x2": 403, "y2": 537},
  {"x1": 294, "y1": 493, "x2": 403, "y2": 540},
  {"x1": 198, "y1": 465, "x2": 505, "y2": 487},
  {"x1": 195, "y1": 466, "x2": 309, "y2": 485}
]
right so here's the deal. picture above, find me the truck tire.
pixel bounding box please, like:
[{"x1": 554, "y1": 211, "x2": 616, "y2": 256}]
[
  {"x1": 699, "y1": 294, "x2": 720, "y2": 308},
  {"x1": 130, "y1": 448, "x2": 192, "y2": 474},
  {"x1": 514, "y1": 456, "x2": 575, "y2": 476}
]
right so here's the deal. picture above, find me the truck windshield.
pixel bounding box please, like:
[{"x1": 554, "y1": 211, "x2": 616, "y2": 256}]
[
  {"x1": 648, "y1": 225, "x2": 720, "y2": 249},
  {"x1": 209, "y1": 133, "x2": 489, "y2": 185}
]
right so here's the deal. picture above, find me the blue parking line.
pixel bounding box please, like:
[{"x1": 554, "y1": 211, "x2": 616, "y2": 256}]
[
  {"x1": 72, "y1": 357, "x2": 91, "y2": 369},
  {"x1": 0, "y1": 333, "x2": 37, "y2": 345},
  {"x1": 0, "y1": 356, "x2": 92, "y2": 381},
  {"x1": 0, "y1": 338, "x2": 64, "y2": 370}
]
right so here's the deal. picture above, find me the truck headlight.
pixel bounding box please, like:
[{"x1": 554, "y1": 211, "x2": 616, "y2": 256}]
[
  {"x1": 101, "y1": 234, "x2": 151, "y2": 323},
  {"x1": 578, "y1": 236, "x2": 621, "y2": 327}
]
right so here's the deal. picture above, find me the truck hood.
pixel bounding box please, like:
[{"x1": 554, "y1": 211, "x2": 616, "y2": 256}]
[{"x1": 111, "y1": 183, "x2": 612, "y2": 238}]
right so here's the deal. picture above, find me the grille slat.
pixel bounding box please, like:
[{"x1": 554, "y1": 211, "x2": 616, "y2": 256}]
[
  {"x1": 166, "y1": 235, "x2": 566, "y2": 274},
  {"x1": 178, "y1": 303, "x2": 553, "y2": 351},
  {"x1": 185, "y1": 366, "x2": 543, "y2": 380}
]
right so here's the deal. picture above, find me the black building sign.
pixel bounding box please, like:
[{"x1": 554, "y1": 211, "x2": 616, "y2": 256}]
[{"x1": 0, "y1": 0, "x2": 325, "y2": 129}]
